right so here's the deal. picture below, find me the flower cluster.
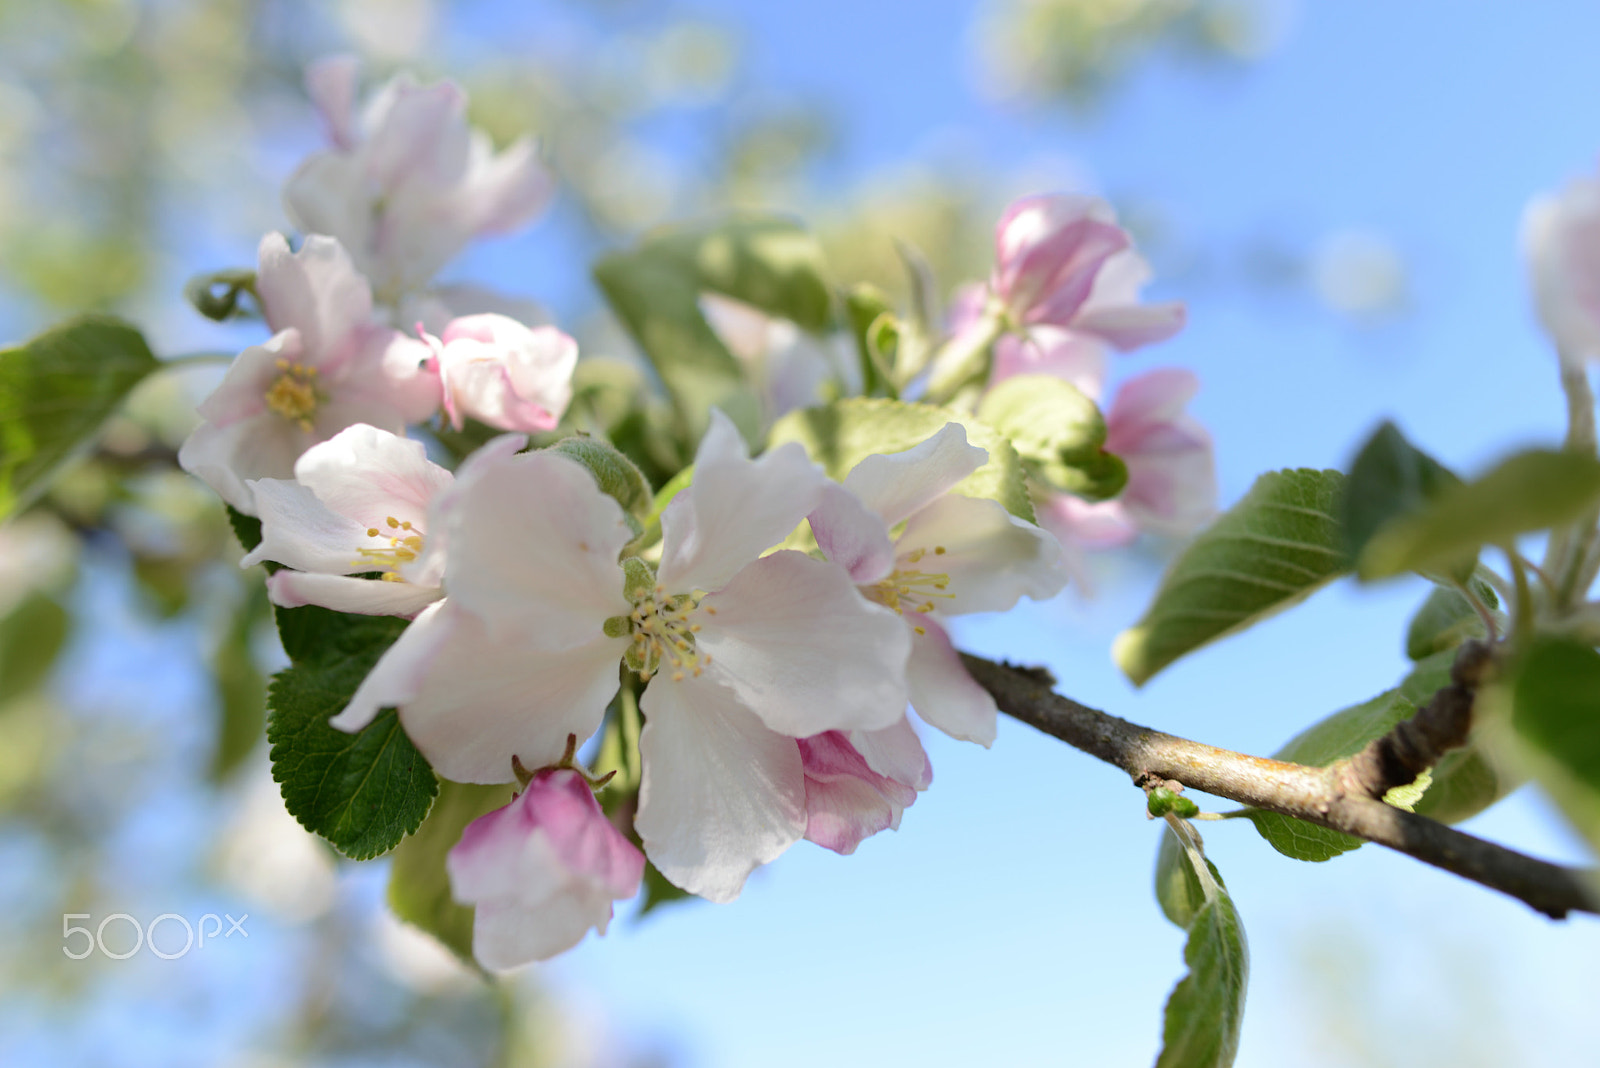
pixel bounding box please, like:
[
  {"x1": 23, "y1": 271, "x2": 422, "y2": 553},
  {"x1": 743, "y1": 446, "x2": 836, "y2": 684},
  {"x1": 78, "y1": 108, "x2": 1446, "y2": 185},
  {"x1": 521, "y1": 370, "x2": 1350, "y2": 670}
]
[{"x1": 175, "y1": 59, "x2": 1216, "y2": 974}]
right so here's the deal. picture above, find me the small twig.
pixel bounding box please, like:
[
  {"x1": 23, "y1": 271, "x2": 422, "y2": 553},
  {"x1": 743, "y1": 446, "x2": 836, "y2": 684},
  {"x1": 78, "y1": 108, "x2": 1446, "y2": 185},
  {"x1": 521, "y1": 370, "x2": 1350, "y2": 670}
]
[{"x1": 960, "y1": 653, "x2": 1599, "y2": 920}]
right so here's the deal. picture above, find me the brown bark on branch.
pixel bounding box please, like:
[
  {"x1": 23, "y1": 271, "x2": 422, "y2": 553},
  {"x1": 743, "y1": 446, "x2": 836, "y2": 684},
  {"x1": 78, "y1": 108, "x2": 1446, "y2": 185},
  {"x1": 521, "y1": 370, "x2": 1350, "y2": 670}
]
[{"x1": 959, "y1": 652, "x2": 1599, "y2": 921}]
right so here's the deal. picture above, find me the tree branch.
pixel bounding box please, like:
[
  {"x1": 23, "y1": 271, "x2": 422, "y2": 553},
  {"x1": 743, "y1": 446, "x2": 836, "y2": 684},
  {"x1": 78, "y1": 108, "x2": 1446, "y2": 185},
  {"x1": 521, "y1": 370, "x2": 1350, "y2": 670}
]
[{"x1": 960, "y1": 653, "x2": 1599, "y2": 921}]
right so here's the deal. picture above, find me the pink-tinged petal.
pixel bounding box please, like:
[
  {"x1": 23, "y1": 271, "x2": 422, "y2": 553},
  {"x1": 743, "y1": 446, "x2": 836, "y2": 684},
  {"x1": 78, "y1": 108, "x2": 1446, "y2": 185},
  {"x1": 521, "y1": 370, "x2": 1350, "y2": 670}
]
[
  {"x1": 282, "y1": 154, "x2": 373, "y2": 265},
  {"x1": 695, "y1": 550, "x2": 910, "y2": 735},
  {"x1": 178, "y1": 414, "x2": 311, "y2": 516},
  {"x1": 849, "y1": 716, "x2": 933, "y2": 791},
  {"x1": 799, "y1": 729, "x2": 923, "y2": 855},
  {"x1": 460, "y1": 132, "x2": 555, "y2": 237},
  {"x1": 657, "y1": 410, "x2": 826, "y2": 593},
  {"x1": 376, "y1": 333, "x2": 444, "y2": 422},
  {"x1": 329, "y1": 600, "x2": 453, "y2": 732},
  {"x1": 1524, "y1": 176, "x2": 1600, "y2": 363},
  {"x1": 1104, "y1": 369, "x2": 1217, "y2": 537},
  {"x1": 242, "y1": 478, "x2": 371, "y2": 573},
  {"x1": 635, "y1": 673, "x2": 806, "y2": 903},
  {"x1": 436, "y1": 317, "x2": 576, "y2": 432},
  {"x1": 895, "y1": 493, "x2": 1067, "y2": 615},
  {"x1": 194, "y1": 332, "x2": 298, "y2": 427},
  {"x1": 255, "y1": 234, "x2": 374, "y2": 355},
  {"x1": 841, "y1": 422, "x2": 989, "y2": 528},
  {"x1": 266, "y1": 571, "x2": 441, "y2": 617},
  {"x1": 473, "y1": 887, "x2": 610, "y2": 968},
  {"x1": 389, "y1": 607, "x2": 623, "y2": 783},
  {"x1": 990, "y1": 327, "x2": 1108, "y2": 399},
  {"x1": 1038, "y1": 493, "x2": 1138, "y2": 552},
  {"x1": 1072, "y1": 301, "x2": 1187, "y2": 352},
  {"x1": 1019, "y1": 220, "x2": 1133, "y2": 328},
  {"x1": 808, "y1": 484, "x2": 896, "y2": 585},
  {"x1": 442, "y1": 451, "x2": 632, "y2": 648},
  {"x1": 699, "y1": 292, "x2": 772, "y2": 361},
  {"x1": 292, "y1": 423, "x2": 451, "y2": 532},
  {"x1": 1105, "y1": 367, "x2": 1198, "y2": 427},
  {"x1": 306, "y1": 54, "x2": 360, "y2": 150},
  {"x1": 906, "y1": 619, "x2": 997, "y2": 746},
  {"x1": 362, "y1": 78, "x2": 470, "y2": 190},
  {"x1": 994, "y1": 193, "x2": 1114, "y2": 274},
  {"x1": 946, "y1": 281, "x2": 989, "y2": 338}
]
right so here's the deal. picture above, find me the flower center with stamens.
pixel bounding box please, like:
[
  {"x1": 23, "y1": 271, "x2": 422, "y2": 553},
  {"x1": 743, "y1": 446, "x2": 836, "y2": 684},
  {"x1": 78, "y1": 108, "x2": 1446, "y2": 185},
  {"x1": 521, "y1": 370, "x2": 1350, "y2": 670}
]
[
  {"x1": 623, "y1": 584, "x2": 712, "y2": 683},
  {"x1": 264, "y1": 359, "x2": 321, "y2": 430},
  {"x1": 863, "y1": 545, "x2": 953, "y2": 636},
  {"x1": 355, "y1": 515, "x2": 425, "y2": 582}
]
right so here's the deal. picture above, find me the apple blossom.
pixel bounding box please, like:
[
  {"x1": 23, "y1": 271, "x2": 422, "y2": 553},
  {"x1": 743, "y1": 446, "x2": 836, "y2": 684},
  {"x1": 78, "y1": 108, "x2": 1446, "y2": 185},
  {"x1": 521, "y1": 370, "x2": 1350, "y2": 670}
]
[
  {"x1": 949, "y1": 282, "x2": 1107, "y2": 399},
  {"x1": 285, "y1": 57, "x2": 554, "y2": 303},
  {"x1": 331, "y1": 411, "x2": 913, "y2": 902},
  {"x1": 800, "y1": 716, "x2": 932, "y2": 855},
  {"x1": 177, "y1": 234, "x2": 439, "y2": 515},
  {"x1": 699, "y1": 292, "x2": 855, "y2": 427},
  {"x1": 808, "y1": 423, "x2": 1069, "y2": 747},
  {"x1": 1523, "y1": 170, "x2": 1600, "y2": 364},
  {"x1": 426, "y1": 314, "x2": 577, "y2": 433},
  {"x1": 447, "y1": 767, "x2": 645, "y2": 969}
]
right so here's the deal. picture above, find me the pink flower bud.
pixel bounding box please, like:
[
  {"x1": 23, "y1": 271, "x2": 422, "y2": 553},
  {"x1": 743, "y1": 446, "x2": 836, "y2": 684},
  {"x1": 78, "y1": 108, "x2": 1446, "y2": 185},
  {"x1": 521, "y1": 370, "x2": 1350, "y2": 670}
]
[
  {"x1": 447, "y1": 768, "x2": 644, "y2": 969},
  {"x1": 1103, "y1": 368, "x2": 1216, "y2": 537},
  {"x1": 1524, "y1": 172, "x2": 1600, "y2": 364},
  {"x1": 798, "y1": 721, "x2": 931, "y2": 855},
  {"x1": 430, "y1": 314, "x2": 577, "y2": 432}
]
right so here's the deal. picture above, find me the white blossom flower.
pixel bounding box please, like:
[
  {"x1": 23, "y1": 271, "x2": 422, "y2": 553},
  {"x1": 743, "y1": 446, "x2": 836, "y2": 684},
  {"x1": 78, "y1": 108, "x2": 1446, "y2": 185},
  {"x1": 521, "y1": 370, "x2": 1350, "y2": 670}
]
[
  {"x1": 426, "y1": 314, "x2": 577, "y2": 433},
  {"x1": 332, "y1": 411, "x2": 912, "y2": 902},
  {"x1": 447, "y1": 767, "x2": 644, "y2": 969},
  {"x1": 177, "y1": 234, "x2": 439, "y2": 515},
  {"x1": 807, "y1": 423, "x2": 1068, "y2": 747},
  {"x1": 1523, "y1": 170, "x2": 1600, "y2": 365},
  {"x1": 698, "y1": 292, "x2": 856, "y2": 428},
  {"x1": 285, "y1": 56, "x2": 554, "y2": 303}
]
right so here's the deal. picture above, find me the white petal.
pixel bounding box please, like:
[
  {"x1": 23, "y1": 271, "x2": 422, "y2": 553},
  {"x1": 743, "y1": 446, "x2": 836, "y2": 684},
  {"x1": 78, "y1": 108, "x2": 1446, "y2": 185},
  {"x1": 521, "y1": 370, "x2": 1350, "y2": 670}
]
[
  {"x1": 896, "y1": 493, "x2": 1067, "y2": 615},
  {"x1": 178, "y1": 414, "x2": 309, "y2": 516},
  {"x1": 242, "y1": 478, "x2": 370, "y2": 573},
  {"x1": 194, "y1": 332, "x2": 292, "y2": 426},
  {"x1": 330, "y1": 600, "x2": 453, "y2": 732},
  {"x1": 807, "y1": 484, "x2": 895, "y2": 584},
  {"x1": 657, "y1": 410, "x2": 826, "y2": 593},
  {"x1": 841, "y1": 422, "x2": 988, "y2": 527},
  {"x1": 293, "y1": 423, "x2": 452, "y2": 531},
  {"x1": 472, "y1": 882, "x2": 611, "y2": 969},
  {"x1": 849, "y1": 716, "x2": 933, "y2": 791},
  {"x1": 282, "y1": 155, "x2": 374, "y2": 274},
  {"x1": 305, "y1": 54, "x2": 360, "y2": 149},
  {"x1": 397, "y1": 610, "x2": 623, "y2": 784},
  {"x1": 255, "y1": 233, "x2": 374, "y2": 356},
  {"x1": 695, "y1": 551, "x2": 909, "y2": 736},
  {"x1": 906, "y1": 620, "x2": 997, "y2": 746},
  {"x1": 267, "y1": 571, "x2": 441, "y2": 617},
  {"x1": 635, "y1": 674, "x2": 805, "y2": 903},
  {"x1": 443, "y1": 451, "x2": 633, "y2": 649}
]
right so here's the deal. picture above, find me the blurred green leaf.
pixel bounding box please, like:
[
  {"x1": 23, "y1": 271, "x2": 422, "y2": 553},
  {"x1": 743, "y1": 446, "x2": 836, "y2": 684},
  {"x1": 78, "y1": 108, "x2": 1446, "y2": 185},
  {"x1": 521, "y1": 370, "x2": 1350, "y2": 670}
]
[
  {"x1": 1154, "y1": 824, "x2": 1221, "y2": 929},
  {"x1": 1341, "y1": 420, "x2": 1470, "y2": 583},
  {"x1": 388, "y1": 777, "x2": 514, "y2": 966},
  {"x1": 594, "y1": 215, "x2": 833, "y2": 444},
  {"x1": 1359, "y1": 449, "x2": 1600, "y2": 581},
  {"x1": 0, "y1": 315, "x2": 160, "y2": 518},
  {"x1": 1404, "y1": 577, "x2": 1500, "y2": 661},
  {"x1": 209, "y1": 584, "x2": 268, "y2": 782},
  {"x1": 0, "y1": 592, "x2": 71, "y2": 705},
  {"x1": 843, "y1": 283, "x2": 899, "y2": 398},
  {"x1": 267, "y1": 606, "x2": 436, "y2": 860},
  {"x1": 1510, "y1": 636, "x2": 1600, "y2": 858},
  {"x1": 767, "y1": 396, "x2": 1035, "y2": 522},
  {"x1": 1156, "y1": 828, "x2": 1248, "y2": 1068},
  {"x1": 977, "y1": 373, "x2": 1126, "y2": 500},
  {"x1": 638, "y1": 859, "x2": 692, "y2": 918},
  {"x1": 1114, "y1": 469, "x2": 1347, "y2": 686}
]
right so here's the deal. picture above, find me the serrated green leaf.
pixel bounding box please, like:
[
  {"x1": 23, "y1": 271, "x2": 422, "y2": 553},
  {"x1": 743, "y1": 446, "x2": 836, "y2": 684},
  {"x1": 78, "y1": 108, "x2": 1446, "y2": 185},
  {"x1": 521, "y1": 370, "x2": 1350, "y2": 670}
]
[
  {"x1": 593, "y1": 215, "x2": 833, "y2": 443},
  {"x1": 1359, "y1": 449, "x2": 1600, "y2": 581},
  {"x1": 387, "y1": 777, "x2": 514, "y2": 966},
  {"x1": 267, "y1": 606, "x2": 436, "y2": 859},
  {"x1": 1156, "y1": 829, "x2": 1248, "y2": 1068},
  {"x1": 766, "y1": 396, "x2": 1035, "y2": 523},
  {"x1": 1341, "y1": 421, "x2": 1469, "y2": 583},
  {"x1": 1114, "y1": 469, "x2": 1347, "y2": 686},
  {"x1": 1510, "y1": 636, "x2": 1600, "y2": 858},
  {"x1": 0, "y1": 315, "x2": 161, "y2": 518},
  {"x1": 0, "y1": 592, "x2": 70, "y2": 705},
  {"x1": 1154, "y1": 825, "x2": 1222, "y2": 929},
  {"x1": 1404, "y1": 577, "x2": 1501, "y2": 660},
  {"x1": 977, "y1": 374, "x2": 1127, "y2": 500}
]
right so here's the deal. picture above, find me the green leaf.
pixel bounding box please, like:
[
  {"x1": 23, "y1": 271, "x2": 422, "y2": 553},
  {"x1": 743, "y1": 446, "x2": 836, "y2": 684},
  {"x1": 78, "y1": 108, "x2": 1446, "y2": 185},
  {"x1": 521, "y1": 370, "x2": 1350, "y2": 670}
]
[
  {"x1": 267, "y1": 606, "x2": 437, "y2": 859},
  {"x1": 227, "y1": 505, "x2": 263, "y2": 554},
  {"x1": 1341, "y1": 421, "x2": 1468, "y2": 582},
  {"x1": 0, "y1": 315, "x2": 161, "y2": 518},
  {"x1": 766, "y1": 396, "x2": 1035, "y2": 523},
  {"x1": 1359, "y1": 449, "x2": 1600, "y2": 581},
  {"x1": 843, "y1": 283, "x2": 898, "y2": 398},
  {"x1": 209, "y1": 584, "x2": 267, "y2": 781},
  {"x1": 1155, "y1": 826, "x2": 1248, "y2": 1068},
  {"x1": 593, "y1": 215, "x2": 833, "y2": 443},
  {"x1": 639, "y1": 859, "x2": 692, "y2": 918},
  {"x1": 1114, "y1": 469, "x2": 1347, "y2": 686},
  {"x1": 0, "y1": 592, "x2": 71, "y2": 705},
  {"x1": 1404, "y1": 576, "x2": 1501, "y2": 660},
  {"x1": 387, "y1": 777, "x2": 514, "y2": 965},
  {"x1": 1510, "y1": 636, "x2": 1600, "y2": 857},
  {"x1": 1154, "y1": 825, "x2": 1221, "y2": 929},
  {"x1": 977, "y1": 374, "x2": 1127, "y2": 500}
]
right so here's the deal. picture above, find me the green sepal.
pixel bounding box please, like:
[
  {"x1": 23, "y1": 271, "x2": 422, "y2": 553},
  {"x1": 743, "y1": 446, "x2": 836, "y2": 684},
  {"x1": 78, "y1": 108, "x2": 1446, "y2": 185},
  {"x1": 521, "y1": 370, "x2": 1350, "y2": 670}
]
[
  {"x1": 183, "y1": 268, "x2": 258, "y2": 322},
  {"x1": 977, "y1": 373, "x2": 1127, "y2": 500},
  {"x1": 547, "y1": 434, "x2": 653, "y2": 518},
  {"x1": 767, "y1": 396, "x2": 1035, "y2": 523}
]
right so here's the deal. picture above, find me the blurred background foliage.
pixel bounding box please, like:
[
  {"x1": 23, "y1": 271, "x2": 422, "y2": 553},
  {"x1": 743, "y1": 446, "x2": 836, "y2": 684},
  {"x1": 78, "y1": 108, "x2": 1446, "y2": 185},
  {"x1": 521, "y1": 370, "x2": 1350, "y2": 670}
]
[{"x1": 0, "y1": 0, "x2": 1409, "y2": 1064}]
